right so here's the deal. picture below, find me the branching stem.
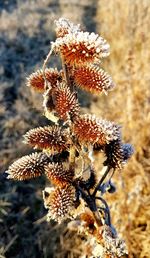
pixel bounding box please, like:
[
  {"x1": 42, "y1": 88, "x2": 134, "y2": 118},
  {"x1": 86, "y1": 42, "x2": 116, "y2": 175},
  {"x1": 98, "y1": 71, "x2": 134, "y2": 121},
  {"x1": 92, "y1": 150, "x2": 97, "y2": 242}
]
[
  {"x1": 92, "y1": 166, "x2": 112, "y2": 197},
  {"x1": 75, "y1": 184, "x2": 102, "y2": 226},
  {"x1": 96, "y1": 196, "x2": 111, "y2": 226}
]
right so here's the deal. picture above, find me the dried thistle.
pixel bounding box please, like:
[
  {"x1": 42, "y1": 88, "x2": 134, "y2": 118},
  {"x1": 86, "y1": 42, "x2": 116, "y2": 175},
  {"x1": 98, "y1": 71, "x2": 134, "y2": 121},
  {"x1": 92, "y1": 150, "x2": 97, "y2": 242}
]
[
  {"x1": 45, "y1": 162, "x2": 74, "y2": 187},
  {"x1": 73, "y1": 65, "x2": 115, "y2": 94},
  {"x1": 43, "y1": 186, "x2": 75, "y2": 223},
  {"x1": 73, "y1": 114, "x2": 120, "y2": 145},
  {"x1": 6, "y1": 152, "x2": 48, "y2": 180},
  {"x1": 23, "y1": 125, "x2": 70, "y2": 153},
  {"x1": 26, "y1": 68, "x2": 62, "y2": 92},
  {"x1": 103, "y1": 140, "x2": 134, "y2": 169},
  {"x1": 6, "y1": 18, "x2": 134, "y2": 257},
  {"x1": 54, "y1": 83, "x2": 80, "y2": 121},
  {"x1": 52, "y1": 31, "x2": 110, "y2": 65},
  {"x1": 55, "y1": 18, "x2": 81, "y2": 38}
]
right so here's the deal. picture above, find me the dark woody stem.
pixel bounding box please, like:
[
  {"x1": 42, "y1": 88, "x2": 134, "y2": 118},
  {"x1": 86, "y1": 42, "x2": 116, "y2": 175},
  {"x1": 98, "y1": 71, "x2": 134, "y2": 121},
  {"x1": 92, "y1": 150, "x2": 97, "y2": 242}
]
[
  {"x1": 96, "y1": 196, "x2": 111, "y2": 226},
  {"x1": 92, "y1": 165, "x2": 112, "y2": 197},
  {"x1": 75, "y1": 184, "x2": 103, "y2": 226}
]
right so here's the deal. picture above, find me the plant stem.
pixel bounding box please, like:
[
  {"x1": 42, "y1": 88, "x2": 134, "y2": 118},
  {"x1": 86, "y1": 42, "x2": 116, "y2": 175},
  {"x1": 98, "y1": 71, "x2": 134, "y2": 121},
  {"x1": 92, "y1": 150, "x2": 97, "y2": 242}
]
[
  {"x1": 96, "y1": 196, "x2": 111, "y2": 226},
  {"x1": 75, "y1": 184, "x2": 103, "y2": 226},
  {"x1": 43, "y1": 48, "x2": 53, "y2": 90},
  {"x1": 92, "y1": 166, "x2": 111, "y2": 197}
]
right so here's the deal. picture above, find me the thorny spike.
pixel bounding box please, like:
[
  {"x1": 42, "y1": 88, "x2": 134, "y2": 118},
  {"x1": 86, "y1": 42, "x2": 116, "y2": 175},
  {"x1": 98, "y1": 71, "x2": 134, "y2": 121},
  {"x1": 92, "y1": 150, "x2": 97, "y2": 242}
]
[
  {"x1": 6, "y1": 152, "x2": 49, "y2": 180},
  {"x1": 45, "y1": 162, "x2": 74, "y2": 187},
  {"x1": 52, "y1": 31, "x2": 110, "y2": 65},
  {"x1": 26, "y1": 68, "x2": 62, "y2": 92},
  {"x1": 73, "y1": 65, "x2": 115, "y2": 95},
  {"x1": 23, "y1": 126, "x2": 71, "y2": 153},
  {"x1": 54, "y1": 83, "x2": 80, "y2": 121},
  {"x1": 73, "y1": 114, "x2": 120, "y2": 145},
  {"x1": 43, "y1": 186, "x2": 75, "y2": 223}
]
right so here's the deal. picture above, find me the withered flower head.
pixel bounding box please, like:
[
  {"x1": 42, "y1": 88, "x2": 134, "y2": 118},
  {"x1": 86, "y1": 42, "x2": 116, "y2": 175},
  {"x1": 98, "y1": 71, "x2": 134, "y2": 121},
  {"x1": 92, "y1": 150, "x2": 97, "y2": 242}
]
[
  {"x1": 26, "y1": 68, "x2": 62, "y2": 92},
  {"x1": 104, "y1": 139, "x2": 124, "y2": 169},
  {"x1": 104, "y1": 141, "x2": 134, "y2": 169},
  {"x1": 45, "y1": 162, "x2": 74, "y2": 187},
  {"x1": 45, "y1": 68, "x2": 63, "y2": 88},
  {"x1": 73, "y1": 115, "x2": 120, "y2": 146},
  {"x1": 23, "y1": 125, "x2": 70, "y2": 153},
  {"x1": 73, "y1": 65, "x2": 115, "y2": 94},
  {"x1": 52, "y1": 31, "x2": 110, "y2": 65},
  {"x1": 43, "y1": 185, "x2": 75, "y2": 223},
  {"x1": 6, "y1": 152, "x2": 48, "y2": 180},
  {"x1": 54, "y1": 83, "x2": 80, "y2": 121},
  {"x1": 26, "y1": 69, "x2": 45, "y2": 92},
  {"x1": 55, "y1": 18, "x2": 80, "y2": 38}
]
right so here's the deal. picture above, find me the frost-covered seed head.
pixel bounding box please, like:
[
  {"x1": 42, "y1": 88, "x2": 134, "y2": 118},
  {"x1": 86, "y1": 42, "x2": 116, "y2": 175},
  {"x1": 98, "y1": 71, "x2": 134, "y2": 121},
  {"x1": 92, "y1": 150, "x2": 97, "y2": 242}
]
[{"x1": 6, "y1": 152, "x2": 48, "y2": 180}]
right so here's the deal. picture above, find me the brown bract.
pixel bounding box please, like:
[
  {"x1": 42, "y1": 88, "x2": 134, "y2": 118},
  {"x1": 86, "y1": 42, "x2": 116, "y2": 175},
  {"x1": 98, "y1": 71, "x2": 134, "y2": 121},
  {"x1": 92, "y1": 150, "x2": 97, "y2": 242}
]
[
  {"x1": 23, "y1": 126, "x2": 70, "y2": 153},
  {"x1": 73, "y1": 115, "x2": 120, "y2": 145},
  {"x1": 52, "y1": 31, "x2": 110, "y2": 65},
  {"x1": 73, "y1": 65, "x2": 115, "y2": 94},
  {"x1": 45, "y1": 162, "x2": 74, "y2": 187},
  {"x1": 6, "y1": 152, "x2": 48, "y2": 180}
]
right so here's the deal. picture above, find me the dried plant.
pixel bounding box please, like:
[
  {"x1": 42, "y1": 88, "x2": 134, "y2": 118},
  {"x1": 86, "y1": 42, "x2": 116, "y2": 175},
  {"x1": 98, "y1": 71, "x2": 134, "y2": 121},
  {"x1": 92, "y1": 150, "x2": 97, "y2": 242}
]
[{"x1": 6, "y1": 18, "x2": 134, "y2": 257}]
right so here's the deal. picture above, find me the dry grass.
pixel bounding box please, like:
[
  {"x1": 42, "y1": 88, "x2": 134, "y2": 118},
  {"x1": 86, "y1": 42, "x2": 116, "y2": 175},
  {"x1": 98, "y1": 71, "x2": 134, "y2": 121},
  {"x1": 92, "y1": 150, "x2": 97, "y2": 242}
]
[
  {"x1": 0, "y1": 0, "x2": 150, "y2": 257},
  {"x1": 93, "y1": 0, "x2": 150, "y2": 257}
]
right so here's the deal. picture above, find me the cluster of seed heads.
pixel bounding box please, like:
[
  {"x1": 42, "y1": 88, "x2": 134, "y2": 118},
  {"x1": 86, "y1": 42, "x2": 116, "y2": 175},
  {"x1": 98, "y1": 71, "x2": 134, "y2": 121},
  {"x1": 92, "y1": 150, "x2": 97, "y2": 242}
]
[{"x1": 6, "y1": 18, "x2": 134, "y2": 257}]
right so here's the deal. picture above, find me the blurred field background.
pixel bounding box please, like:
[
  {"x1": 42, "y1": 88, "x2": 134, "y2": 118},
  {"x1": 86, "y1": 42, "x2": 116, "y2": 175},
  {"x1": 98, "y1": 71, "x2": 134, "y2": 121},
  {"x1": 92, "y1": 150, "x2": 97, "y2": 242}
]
[{"x1": 0, "y1": 0, "x2": 150, "y2": 257}]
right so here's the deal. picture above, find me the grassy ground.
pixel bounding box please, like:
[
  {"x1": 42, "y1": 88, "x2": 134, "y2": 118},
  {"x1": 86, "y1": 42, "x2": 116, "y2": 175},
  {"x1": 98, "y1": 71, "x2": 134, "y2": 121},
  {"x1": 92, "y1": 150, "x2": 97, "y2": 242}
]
[{"x1": 0, "y1": 0, "x2": 150, "y2": 257}]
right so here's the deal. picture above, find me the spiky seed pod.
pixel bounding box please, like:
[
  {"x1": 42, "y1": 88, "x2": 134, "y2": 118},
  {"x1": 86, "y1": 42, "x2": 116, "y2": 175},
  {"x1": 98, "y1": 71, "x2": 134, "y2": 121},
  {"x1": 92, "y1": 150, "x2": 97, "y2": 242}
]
[
  {"x1": 23, "y1": 126, "x2": 70, "y2": 153},
  {"x1": 52, "y1": 31, "x2": 110, "y2": 65},
  {"x1": 73, "y1": 65, "x2": 115, "y2": 94},
  {"x1": 73, "y1": 115, "x2": 120, "y2": 146},
  {"x1": 43, "y1": 185, "x2": 75, "y2": 223},
  {"x1": 45, "y1": 68, "x2": 63, "y2": 88},
  {"x1": 6, "y1": 152, "x2": 48, "y2": 180},
  {"x1": 45, "y1": 162, "x2": 74, "y2": 187},
  {"x1": 26, "y1": 68, "x2": 62, "y2": 92},
  {"x1": 54, "y1": 83, "x2": 80, "y2": 121},
  {"x1": 26, "y1": 69, "x2": 45, "y2": 92},
  {"x1": 104, "y1": 141, "x2": 133, "y2": 169},
  {"x1": 55, "y1": 18, "x2": 80, "y2": 38},
  {"x1": 103, "y1": 139, "x2": 124, "y2": 169}
]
